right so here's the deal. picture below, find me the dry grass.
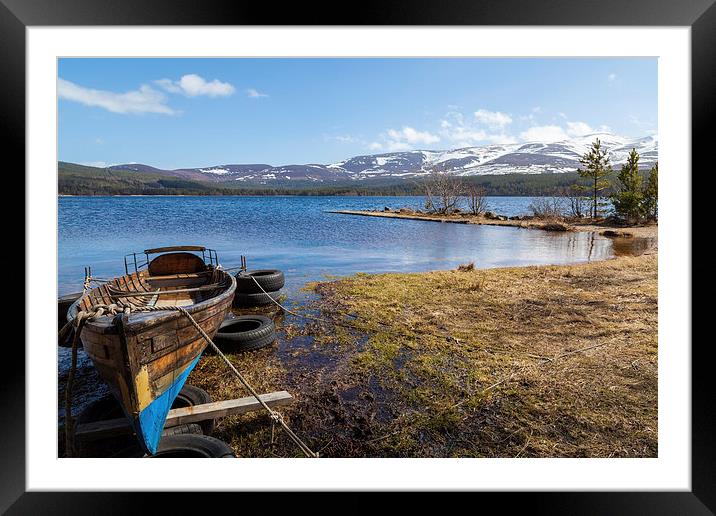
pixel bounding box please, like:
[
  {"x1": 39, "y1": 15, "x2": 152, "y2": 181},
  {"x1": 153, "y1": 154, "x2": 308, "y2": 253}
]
[{"x1": 187, "y1": 254, "x2": 657, "y2": 458}]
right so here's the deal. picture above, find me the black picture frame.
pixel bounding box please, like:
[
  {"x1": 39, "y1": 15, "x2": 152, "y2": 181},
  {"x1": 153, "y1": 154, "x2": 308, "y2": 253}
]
[{"x1": 4, "y1": 0, "x2": 708, "y2": 512}]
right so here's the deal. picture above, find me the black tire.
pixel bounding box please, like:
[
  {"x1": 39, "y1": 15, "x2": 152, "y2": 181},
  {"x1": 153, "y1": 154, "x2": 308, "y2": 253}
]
[
  {"x1": 74, "y1": 385, "x2": 208, "y2": 457},
  {"x1": 150, "y1": 434, "x2": 236, "y2": 458},
  {"x1": 58, "y1": 292, "x2": 82, "y2": 330},
  {"x1": 171, "y1": 384, "x2": 215, "y2": 435},
  {"x1": 235, "y1": 269, "x2": 285, "y2": 294},
  {"x1": 214, "y1": 315, "x2": 276, "y2": 352},
  {"x1": 73, "y1": 395, "x2": 143, "y2": 457},
  {"x1": 232, "y1": 290, "x2": 281, "y2": 308},
  {"x1": 161, "y1": 423, "x2": 204, "y2": 436},
  {"x1": 58, "y1": 326, "x2": 75, "y2": 348}
]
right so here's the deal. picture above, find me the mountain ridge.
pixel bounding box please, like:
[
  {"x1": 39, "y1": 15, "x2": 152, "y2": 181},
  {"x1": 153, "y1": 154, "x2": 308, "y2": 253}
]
[{"x1": 106, "y1": 132, "x2": 657, "y2": 185}]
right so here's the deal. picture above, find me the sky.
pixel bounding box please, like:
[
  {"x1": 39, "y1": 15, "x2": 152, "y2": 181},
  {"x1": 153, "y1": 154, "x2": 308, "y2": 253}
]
[{"x1": 58, "y1": 58, "x2": 657, "y2": 169}]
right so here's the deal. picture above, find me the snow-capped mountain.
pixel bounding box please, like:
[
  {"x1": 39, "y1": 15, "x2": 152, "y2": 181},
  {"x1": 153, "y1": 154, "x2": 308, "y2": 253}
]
[{"x1": 110, "y1": 132, "x2": 657, "y2": 184}]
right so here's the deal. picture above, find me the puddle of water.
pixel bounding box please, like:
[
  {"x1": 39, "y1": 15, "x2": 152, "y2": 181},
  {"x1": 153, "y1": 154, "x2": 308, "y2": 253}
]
[{"x1": 610, "y1": 236, "x2": 658, "y2": 257}]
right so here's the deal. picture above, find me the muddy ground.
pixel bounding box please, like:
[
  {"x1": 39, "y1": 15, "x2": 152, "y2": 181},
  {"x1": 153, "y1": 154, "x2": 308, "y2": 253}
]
[{"x1": 189, "y1": 247, "x2": 657, "y2": 458}]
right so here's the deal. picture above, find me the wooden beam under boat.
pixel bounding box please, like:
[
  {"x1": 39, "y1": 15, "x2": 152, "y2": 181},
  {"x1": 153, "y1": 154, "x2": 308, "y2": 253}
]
[{"x1": 72, "y1": 391, "x2": 294, "y2": 441}]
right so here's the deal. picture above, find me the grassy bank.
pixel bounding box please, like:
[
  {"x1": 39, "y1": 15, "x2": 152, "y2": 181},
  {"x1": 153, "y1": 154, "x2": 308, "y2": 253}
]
[{"x1": 186, "y1": 251, "x2": 657, "y2": 458}]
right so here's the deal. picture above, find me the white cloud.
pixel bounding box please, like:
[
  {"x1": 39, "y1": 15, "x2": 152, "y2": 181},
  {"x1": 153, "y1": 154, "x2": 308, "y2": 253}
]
[
  {"x1": 370, "y1": 126, "x2": 440, "y2": 152},
  {"x1": 608, "y1": 73, "x2": 617, "y2": 81},
  {"x1": 440, "y1": 110, "x2": 515, "y2": 147},
  {"x1": 386, "y1": 127, "x2": 440, "y2": 145},
  {"x1": 326, "y1": 134, "x2": 357, "y2": 143},
  {"x1": 444, "y1": 126, "x2": 487, "y2": 147},
  {"x1": 474, "y1": 109, "x2": 512, "y2": 129},
  {"x1": 565, "y1": 121, "x2": 594, "y2": 137},
  {"x1": 58, "y1": 78, "x2": 176, "y2": 115},
  {"x1": 367, "y1": 126, "x2": 440, "y2": 152},
  {"x1": 153, "y1": 79, "x2": 182, "y2": 94},
  {"x1": 368, "y1": 109, "x2": 613, "y2": 152},
  {"x1": 155, "y1": 74, "x2": 235, "y2": 97},
  {"x1": 519, "y1": 125, "x2": 569, "y2": 143},
  {"x1": 520, "y1": 118, "x2": 612, "y2": 142},
  {"x1": 246, "y1": 88, "x2": 268, "y2": 98}
]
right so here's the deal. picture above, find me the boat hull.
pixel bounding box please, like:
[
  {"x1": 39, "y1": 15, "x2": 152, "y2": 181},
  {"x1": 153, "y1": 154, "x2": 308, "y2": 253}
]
[
  {"x1": 68, "y1": 266, "x2": 236, "y2": 454},
  {"x1": 135, "y1": 353, "x2": 202, "y2": 454}
]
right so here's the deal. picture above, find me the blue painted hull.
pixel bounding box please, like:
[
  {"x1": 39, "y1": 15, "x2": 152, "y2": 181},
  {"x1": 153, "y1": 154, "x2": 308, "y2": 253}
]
[{"x1": 133, "y1": 354, "x2": 202, "y2": 455}]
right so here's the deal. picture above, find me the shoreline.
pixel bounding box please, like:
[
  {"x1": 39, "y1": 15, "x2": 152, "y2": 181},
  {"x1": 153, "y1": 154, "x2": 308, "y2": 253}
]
[
  {"x1": 60, "y1": 251, "x2": 658, "y2": 458},
  {"x1": 329, "y1": 209, "x2": 658, "y2": 239},
  {"x1": 179, "y1": 253, "x2": 658, "y2": 458}
]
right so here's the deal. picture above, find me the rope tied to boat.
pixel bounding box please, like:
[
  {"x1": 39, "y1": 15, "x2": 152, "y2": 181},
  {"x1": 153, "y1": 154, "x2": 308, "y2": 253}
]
[
  {"x1": 61, "y1": 300, "x2": 318, "y2": 459},
  {"x1": 62, "y1": 303, "x2": 127, "y2": 457},
  {"x1": 131, "y1": 305, "x2": 318, "y2": 458}
]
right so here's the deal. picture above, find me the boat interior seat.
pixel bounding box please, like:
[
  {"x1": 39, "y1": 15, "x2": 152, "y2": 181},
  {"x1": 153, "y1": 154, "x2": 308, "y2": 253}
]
[{"x1": 148, "y1": 252, "x2": 207, "y2": 277}]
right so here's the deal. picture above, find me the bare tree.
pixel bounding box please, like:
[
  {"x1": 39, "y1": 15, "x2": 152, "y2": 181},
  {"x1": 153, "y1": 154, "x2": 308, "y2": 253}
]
[
  {"x1": 528, "y1": 196, "x2": 565, "y2": 220},
  {"x1": 422, "y1": 167, "x2": 463, "y2": 214},
  {"x1": 466, "y1": 184, "x2": 489, "y2": 215},
  {"x1": 558, "y1": 186, "x2": 589, "y2": 219}
]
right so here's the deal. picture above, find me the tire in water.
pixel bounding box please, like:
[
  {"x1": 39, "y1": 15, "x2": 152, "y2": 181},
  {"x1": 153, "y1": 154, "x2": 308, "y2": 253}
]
[{"x1": 235, "y1": 269, "x2": 285, "y2": 294}]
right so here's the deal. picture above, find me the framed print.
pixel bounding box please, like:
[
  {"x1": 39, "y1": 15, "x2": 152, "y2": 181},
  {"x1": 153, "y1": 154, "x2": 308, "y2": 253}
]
[{"x1": 5, "y1": 0, "x2": 710, "y2": 512}]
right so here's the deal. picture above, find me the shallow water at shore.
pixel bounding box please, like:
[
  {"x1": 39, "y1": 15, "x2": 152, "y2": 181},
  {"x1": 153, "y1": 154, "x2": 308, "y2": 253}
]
[
  {"x1": 57, "y1": 195, "x2": 653, "y2": 426},
  {"x1": 59, "y1": 195, "x2": 623, "y2": 295}
]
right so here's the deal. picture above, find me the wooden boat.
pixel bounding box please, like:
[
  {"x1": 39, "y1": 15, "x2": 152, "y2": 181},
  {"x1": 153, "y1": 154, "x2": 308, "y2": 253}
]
[{"x1": 67, "y1": 246, "x2": 236, "y2": 454}]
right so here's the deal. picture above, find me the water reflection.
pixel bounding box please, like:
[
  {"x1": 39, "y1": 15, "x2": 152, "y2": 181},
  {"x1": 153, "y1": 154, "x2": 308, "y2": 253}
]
[
  {"x1": 611, "y1": 236, "x2": 658, "y2": 257},
  {"x1": 59, "y1": 196, "x2": 645, "y2": 295}
]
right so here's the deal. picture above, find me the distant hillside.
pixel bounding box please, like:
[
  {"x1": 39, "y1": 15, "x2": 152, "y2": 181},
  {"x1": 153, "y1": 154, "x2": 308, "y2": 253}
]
[
  {"x1": 105, "y1": 131, "x2": 657, "y2": 186},
  {"x1": 58, "y1": 162, "x2": 212, "y2": 195},
  {"x1": 58, "y1": 161, "x2": 605, "y2": 196}
]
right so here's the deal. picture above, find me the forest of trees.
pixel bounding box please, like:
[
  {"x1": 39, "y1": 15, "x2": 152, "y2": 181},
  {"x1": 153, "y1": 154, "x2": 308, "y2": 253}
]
[
  {"x1": 58, "y1": 152, "x2": 658, "y2": 222},
  {"x1": 58, "y1": 161, "x2": 593, "y2": 197}
]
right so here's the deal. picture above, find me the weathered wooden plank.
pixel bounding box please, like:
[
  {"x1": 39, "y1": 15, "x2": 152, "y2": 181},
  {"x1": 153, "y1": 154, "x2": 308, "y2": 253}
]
[
  {"x1": 144, "y1": 245, "x2": 205, "y2": 254},
  {"x1": 73, "y1": 391, "x2": 294, "y2": 441},
  {"x1": 167, "y1": 391, "x2": 294, "y2": 426}
]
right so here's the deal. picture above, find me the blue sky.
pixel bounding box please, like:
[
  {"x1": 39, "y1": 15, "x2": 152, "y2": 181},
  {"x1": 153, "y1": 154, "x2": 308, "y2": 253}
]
[{"x1": 58, "y1": 58, "x2": 657, "y2": 169}]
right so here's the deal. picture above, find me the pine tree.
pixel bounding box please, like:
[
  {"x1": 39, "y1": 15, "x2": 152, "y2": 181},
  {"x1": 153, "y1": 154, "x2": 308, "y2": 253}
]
[
  {"x1": 611, "y1": 148, "x2": 643, "y2": 224},
  {"x1": 577, "y1": 138, "x2": 613, "y2": 218},
  {"x1": 641, "y1": 162, "x2": 658, "y2": 221}
]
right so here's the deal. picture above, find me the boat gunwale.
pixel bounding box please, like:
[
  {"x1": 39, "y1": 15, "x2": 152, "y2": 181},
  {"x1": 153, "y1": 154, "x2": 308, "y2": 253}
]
[{"x1": 66, "y1": 268, "x2": 236, "y2": 331}]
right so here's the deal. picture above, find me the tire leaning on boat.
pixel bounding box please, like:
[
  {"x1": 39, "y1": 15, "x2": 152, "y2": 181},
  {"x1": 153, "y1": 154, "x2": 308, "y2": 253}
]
[
  {"x1": 213, "y1": 315, "x2": 276, "y2": 352},
  {"x1": 234, "y1": 269, "x2": 285, "y2": 294},
  {"x1": 171, "y1": 384, "x2": 215, "y2": 435},
  {"x1": 72, "y1": 385, "x2": 215, "y2": 457}
]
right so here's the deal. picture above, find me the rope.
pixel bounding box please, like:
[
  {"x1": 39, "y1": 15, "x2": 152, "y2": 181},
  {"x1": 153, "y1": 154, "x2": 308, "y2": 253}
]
[
  {"x1": 130, "y1": 305, "x2": 318, "y2": 458},
  {"x1": 62, "y1": 303, "x2": 125, "y2": 457},
  {"x1": 61, "y1": 300, "x2": 318, "y2": 459}
]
